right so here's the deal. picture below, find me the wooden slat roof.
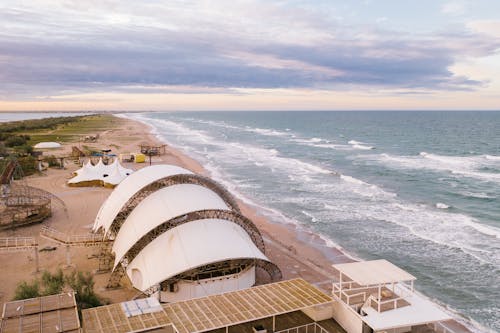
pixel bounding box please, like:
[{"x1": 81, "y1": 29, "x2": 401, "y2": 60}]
[
  {"x1": 1, "y1": 292, "x2": 80, "y2": 333},
  {"x1": 82, "y1": 278, "x2": 332, "y2": 333}
]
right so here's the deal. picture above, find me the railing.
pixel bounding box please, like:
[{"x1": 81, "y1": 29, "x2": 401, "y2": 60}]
[
  {"x1": 432, "y1": 321, "x2": 456, "y2": 333},
  {"x1": 332, "y1": 282, "x2": 369, "y2": 305},
  {"x1": 333, "y1": 281, "x2": 413, "y2": 312},
  {"x1": 275, "y1": 322, "x2": 330, "y2": 333},
  {"x1": 40, "y1": 226, "x2": 107, "y2": 246},
  {"x1": 0, "y1": 236, "x2": 37, "y2": 248}
]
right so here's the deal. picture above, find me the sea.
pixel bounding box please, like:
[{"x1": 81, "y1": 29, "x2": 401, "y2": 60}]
[{"x1": 3, "y1": 111, "x2": 500, "y2": 332}]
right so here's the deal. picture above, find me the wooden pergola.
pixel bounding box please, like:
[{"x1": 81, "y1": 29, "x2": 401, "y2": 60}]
[
  {"x1": 1, "y1": 292, "x2": 80, "y2": 333},
  {"x1": 82, "y1": 278, "x2": 333, "y2": 333}
]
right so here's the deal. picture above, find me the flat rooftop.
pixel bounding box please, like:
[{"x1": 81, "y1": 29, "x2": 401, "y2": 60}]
[
  {"x1": 1, "y1": 292, "x2": 80, "y2": 333},
  {"x1": 82, "y1": 278, "x2": 333, "y2": 333},
  {"x1": 333, "y1": 259, "x2": 416, "y2": 285}
]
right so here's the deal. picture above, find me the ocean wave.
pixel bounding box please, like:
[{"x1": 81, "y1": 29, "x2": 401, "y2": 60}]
[
  {"x1": 356, "y1": 152, "x2": 500, "y2": 184},
  {"x1": 458, "y1": 191, "x2": 496, "y2": 199},
  {"x1": 348, "y1": 139, "x2": 374, "y2": 150}
]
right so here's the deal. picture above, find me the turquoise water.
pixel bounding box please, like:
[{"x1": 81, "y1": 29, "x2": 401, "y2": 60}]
[{"x1": 125, "y1": 111, "x2": 499, "y2": 332}]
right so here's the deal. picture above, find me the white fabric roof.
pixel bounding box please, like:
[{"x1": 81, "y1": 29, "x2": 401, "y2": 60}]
[
  {"x1": 126, "y1": 219, "x2": 269, "y2": 292},
  {"x1": 34, "y1": 141, "x2": 61, "y2": 149},
  {"x1": 333, "y1": 260, "x2": 416, "y2": 286},
  {"x1": 68, "y1": 158, "x2": 133, "y2": 187},
  {"x1": 93, "y1": 164, "x2": 193, "y2": 233},
  {"x1": 361, "y1": 287, "x2": 451, "y2": 330},
  {"x1": 112, "y1": 184, "x2": 230, "y2": 267}
]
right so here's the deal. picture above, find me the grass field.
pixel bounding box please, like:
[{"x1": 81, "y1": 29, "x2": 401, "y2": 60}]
[{"x1": 25, "y1": 114, "x2": 123, "y2": 144}]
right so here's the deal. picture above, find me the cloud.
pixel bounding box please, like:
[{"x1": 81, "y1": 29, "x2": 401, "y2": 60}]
[
  {"x1": 0, "y1": 0, "x2": 499, "y2": 100},
  {"x1": 441, "y1": 1, "x2": 467, "y2": 15}
]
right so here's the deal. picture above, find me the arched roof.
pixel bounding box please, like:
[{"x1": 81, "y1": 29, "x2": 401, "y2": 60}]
[
  {"x1": 112, "y1": 184, "x2": 230, "y2": 267},
  {"x1": 93, "y1": 164, "x2": 240, "y2": 235},
  {"x1": 125, "y1": 219, "x2": 270, "y2": 292},
  {"x1": 93, "y1": 164, "x2": 193, "y2": 233}
]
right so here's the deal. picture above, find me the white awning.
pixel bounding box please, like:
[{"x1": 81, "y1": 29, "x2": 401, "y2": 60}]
[{"x1": 333, "y1": 259, "x2": 416, "y2": 285}]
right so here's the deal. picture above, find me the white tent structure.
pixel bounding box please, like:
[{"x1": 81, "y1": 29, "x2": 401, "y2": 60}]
[
  {"x1": 93, "y1": 164, "x2": 280, "y2": 303},
  {"x1": 68, "y1": 158, "x2": 133, "y2": 188},
  {"x1": 33, "y1": 141, "x2": 61, "y2": 149}
]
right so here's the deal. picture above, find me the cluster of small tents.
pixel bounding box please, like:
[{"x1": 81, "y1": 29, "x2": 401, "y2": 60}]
[{"x1": 68, "y1": 158, "x2": 133, "y2": 188}]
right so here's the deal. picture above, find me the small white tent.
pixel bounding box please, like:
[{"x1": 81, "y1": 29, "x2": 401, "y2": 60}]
[{"x1": 34, "y1": 142, "x2": 61, "y2": 149}]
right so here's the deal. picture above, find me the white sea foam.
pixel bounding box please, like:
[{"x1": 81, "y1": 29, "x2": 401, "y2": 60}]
[
  {"x1": 356, "y1": 152, "x2": 500, "y2": 184},
  {"x1": 458, "y1": 191, "x2": 496, "y2": 199},
  {"x1": 301, "y1": 210, "x2": 319, "y2": 223},
  {"x1": 348, "y1": 139, "x2": 374, "y2": 150},
  {"x1": 436, "y1": 202, "x2": 450, "y2": 209}
]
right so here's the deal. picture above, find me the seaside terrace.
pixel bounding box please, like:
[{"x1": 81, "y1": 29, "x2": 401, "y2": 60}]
[{"x1": 332, "y1": 260, "x2": 452, "y2": 333}]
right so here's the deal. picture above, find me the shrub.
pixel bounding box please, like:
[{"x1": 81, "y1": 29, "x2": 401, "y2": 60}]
[
  {"x1": 45, "y1": 155, "x2": 60, "y2": 167},
  {"x1": 5, "y1": 135, "x2": 27, "y2": 147},
  {"x1": 16, "y1": 156, "x2": 37, "y2": 176},
  {"x1": 41, "y1": 269, "x2": 65, "y2": 296},
  {"x1": 14, "y1": 280, "x2": 40, "y2": 300},
  {"x1": 65, "y1": 271, "x2": 103, "y2": 309},
  {"x1": 12, "y1": 270, "x2": 105, "y2": 310}
]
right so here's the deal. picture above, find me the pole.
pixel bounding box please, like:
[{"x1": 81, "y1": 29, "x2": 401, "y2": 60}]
[
  {"x1": 66, "y1": 245, "x2": 71, "y2": 267},
  {"x1": 34, "y1": 247, "x2": 39, "y2": 273}
]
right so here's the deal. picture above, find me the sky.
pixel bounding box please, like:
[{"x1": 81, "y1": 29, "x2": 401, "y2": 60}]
[{"x1": 1, "y1": 0, "x2": 500, "y2": 111}]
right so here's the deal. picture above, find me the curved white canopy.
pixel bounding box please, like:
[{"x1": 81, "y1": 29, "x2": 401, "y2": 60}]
[
  {"x1": 34, "y1": 141, "x2": 61, "y2": 149},
  {"x1": 126, "y1": 219, "x2": 269, "y2": 292},
  {"x1": 93, "y1": 164, "x2": 193, "y2": 233},
  {"x1": 112, "y1": 184, "x2": 230, "y2": 267}
]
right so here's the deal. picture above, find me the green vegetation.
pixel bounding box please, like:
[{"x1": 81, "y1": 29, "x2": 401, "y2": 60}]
[
  {"x1": 0, "y1": 114, "x2": 122, "y2": 176},
  {"x1": 13, "y1": 269, "x2": 107, "y2": 310}
]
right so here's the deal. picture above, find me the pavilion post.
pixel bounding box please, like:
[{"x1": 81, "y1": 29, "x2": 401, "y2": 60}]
[
  {"x1": 66, "y1": 245, "x2": 71, "y2": 267},
  {"x1": 273, "y1": 315, "x2": 276, "y2": 331},
  {"x1": 34, "y1": 247, "x2": 39, "y2": 273},
  {"x1": 378, "y1": 284, "x2": 382, "y2": 312}
]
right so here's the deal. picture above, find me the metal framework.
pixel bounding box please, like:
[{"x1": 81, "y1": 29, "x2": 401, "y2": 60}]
[
  {"x1": 0, "y1": 160, "x2": 65, "y2": 230},
  {"x1": 106, "y1": 173, "x2": 241, "y2": 237}
]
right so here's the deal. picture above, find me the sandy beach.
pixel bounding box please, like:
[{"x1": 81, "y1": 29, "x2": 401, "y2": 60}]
[{"x1": 0, "y1": 115, "x2": 353, "y2": 306}]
